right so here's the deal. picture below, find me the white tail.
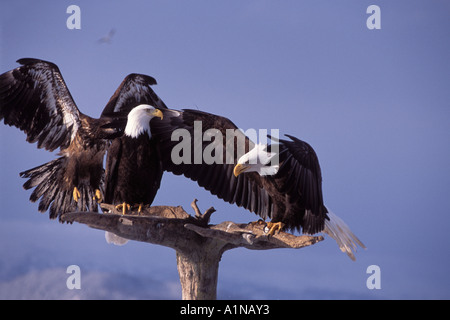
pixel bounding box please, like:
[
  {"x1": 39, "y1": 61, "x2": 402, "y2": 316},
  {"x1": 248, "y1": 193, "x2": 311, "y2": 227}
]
[{"x1": 323, "y1": 209, "x2": 366, "y2": 261}]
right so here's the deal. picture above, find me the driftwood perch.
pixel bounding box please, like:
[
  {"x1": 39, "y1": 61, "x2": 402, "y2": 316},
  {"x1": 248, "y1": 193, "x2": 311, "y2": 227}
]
[{"x1": 60, "y1": 199, "x2": 323, "y2": 300}]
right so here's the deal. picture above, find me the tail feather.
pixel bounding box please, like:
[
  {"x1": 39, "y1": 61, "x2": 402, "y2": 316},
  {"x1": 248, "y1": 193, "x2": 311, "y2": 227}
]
[
  {"x1": 20, "y1": 157, "x2": 103, "y2": 219},
  {"x1": 49, "y1": 188, "x2": 78, "y2": 219},
  {"x1": 323, "y1": 209, "x2": 366, "y2": 261},
  {"x1": 22, "y1": 160, "x2": 58, "y2": 190},
  {"x1": 21, "y1": 159, "x2": 62, "y2": 202}
]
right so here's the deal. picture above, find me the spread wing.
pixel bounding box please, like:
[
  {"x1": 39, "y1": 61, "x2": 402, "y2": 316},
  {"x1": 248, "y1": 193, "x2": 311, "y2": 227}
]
[
  {"x1": 0, "y1": 58, "x2": 81, "y2": 152},
  {"x1": 101, "y1": 73, "x2": 167, "y2": 118},
  {"x1": 151, "y1": 109, "x2": 274, "y2": 220}
]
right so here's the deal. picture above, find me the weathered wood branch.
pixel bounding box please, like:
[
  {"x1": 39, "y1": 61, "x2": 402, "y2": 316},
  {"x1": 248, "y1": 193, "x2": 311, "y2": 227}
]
[{"x1": 60, "y1": 200, "x2": 323, "y2": 300}]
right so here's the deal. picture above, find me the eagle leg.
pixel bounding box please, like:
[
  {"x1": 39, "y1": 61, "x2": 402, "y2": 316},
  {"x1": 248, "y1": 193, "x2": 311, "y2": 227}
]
[
  {"x1": 136, "y1": 203, "x2": 149, "y2": 214},
  {"x1": 93, "y1": 189, "x2": 102, "y2": 203},
  {"x1": 266, "y1": 221, "x2": 285, "y2": 236},
  {"x1": 73, "y1": 187, "x2": 81, "y2": 203},
  {"x1": 115, "y1": 202, "x2": 131, "y2": 215},
  {"x1": 132, "y1": 203, "x2": 146, "y2": 214}
]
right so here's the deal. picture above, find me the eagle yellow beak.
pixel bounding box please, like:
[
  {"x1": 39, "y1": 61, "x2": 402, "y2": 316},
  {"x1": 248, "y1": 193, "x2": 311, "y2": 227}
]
[
  {"x1": 150, "y1": 109, "x2": 163, "y2": 120},
  {"x1": 233, "y1": 163, "x2": 250, "y2": 177}
]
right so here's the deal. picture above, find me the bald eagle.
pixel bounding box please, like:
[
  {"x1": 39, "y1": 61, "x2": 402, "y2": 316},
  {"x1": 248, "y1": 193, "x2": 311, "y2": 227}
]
[
  {"x1": 0, "y1": 58, "x2": 166, "y2": 219},
  {"x1": 151, "y1": 108, "x2": 365, "y2": 260},
  {"x1": 104, "y1": 105, "x2": 164, "y2": 214},
  {"x1": 1, "y1": 58, "x2": 364, "y2": 259},
  {"x1": 234, "y1": 135, "x2": 366, "y2": 259}
]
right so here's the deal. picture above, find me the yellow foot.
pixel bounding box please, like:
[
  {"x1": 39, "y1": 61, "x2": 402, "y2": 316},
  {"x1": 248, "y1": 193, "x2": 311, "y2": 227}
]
[
  {"x1": 93, "y1": 189, "x2": 102, "y2": 203},
  {"x1": 115, "y1": 202, "x2": 131, "y2": 215},
  {"x1": 266, "y1": 221, "x2": 285, "y2": 236},
  {"x1": 73, "y1": 187, "x2": 81, "y2": 202},
  {"x1": 131, "y1": 203, "x2": 148, "y2": 215}
]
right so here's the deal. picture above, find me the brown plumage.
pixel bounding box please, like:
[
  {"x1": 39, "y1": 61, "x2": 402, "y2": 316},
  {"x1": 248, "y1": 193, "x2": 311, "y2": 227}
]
[
  {"x1": 151, "y1": 109, "x2": 325, "y2": 233},
  {"x1": 104, "y1": 105, "x2": 164, "y2": 211},
  {"x1": 0, "y1": 58, "x2": 166, "y2": 219},
  {"x1": 150, "y1": 108, "x2": 364, "y2": 259}
]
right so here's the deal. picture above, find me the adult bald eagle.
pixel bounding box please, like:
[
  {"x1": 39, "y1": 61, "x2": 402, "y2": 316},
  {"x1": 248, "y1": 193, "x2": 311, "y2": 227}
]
[
  {"x1": 151, "y1": 108, "x2": 365, "y2": 260},
  {"x1": 0, "y1": 58, "x2": 166, "y2": 219},
  {"x1": 104, "y1": 104, "x2": 164, "y2": 214}
]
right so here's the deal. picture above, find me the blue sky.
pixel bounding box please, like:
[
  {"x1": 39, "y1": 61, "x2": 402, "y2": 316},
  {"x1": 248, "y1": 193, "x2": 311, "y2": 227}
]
[{"x1": 0, "y1": 0, "x2": 449, "y2": 299}]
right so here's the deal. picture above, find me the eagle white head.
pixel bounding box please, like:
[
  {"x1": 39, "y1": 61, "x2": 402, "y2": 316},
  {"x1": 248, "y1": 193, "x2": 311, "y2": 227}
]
[
  {"x1": 124, "y1": 104, "x2": 163, "y2": 138},
  {"x1": 233, "y1": 143, "x2": 279, "y2": 177}
]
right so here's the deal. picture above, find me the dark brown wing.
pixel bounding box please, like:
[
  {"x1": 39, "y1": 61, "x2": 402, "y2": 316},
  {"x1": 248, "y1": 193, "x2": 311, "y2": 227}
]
[
  {"x1": 0, "y1": 58, "x2": 81, "y2": 151},
  {"x1": 104, "y1": 136, "x2": 123, "y2": 205},
  {"x1": 104, "y1": 134, "x2": 163, "y2": 207},
  {"x1": 274, "y1": 134, "x2": 328, "y2": 233},
  {"x1": 151, "y1": 109, "x2": 274, "y2": 220},
  {"x1": 101, "y1": 73, "x2": 167, "y2": 118}
]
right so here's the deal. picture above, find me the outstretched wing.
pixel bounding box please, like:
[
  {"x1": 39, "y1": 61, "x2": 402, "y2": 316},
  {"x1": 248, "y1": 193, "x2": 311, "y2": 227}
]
[
  {"x1": 0, "y1": 58, "x2": 81, "y2": 151},
  {"x1": 151, "y1": 109, "x2": 274, "y2": 220},
  {"x1": 101, "y1": 73, "x2": 167, "y2": 118}
]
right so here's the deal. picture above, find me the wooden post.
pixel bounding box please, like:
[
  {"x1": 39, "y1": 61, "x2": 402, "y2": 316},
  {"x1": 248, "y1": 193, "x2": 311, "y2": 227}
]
[
  {"x1": 176, "y1": 248, "x2": 221, "y2": 300},
  {"x1": 60, "y1": 200, "x2": 323, "y2": 300}
]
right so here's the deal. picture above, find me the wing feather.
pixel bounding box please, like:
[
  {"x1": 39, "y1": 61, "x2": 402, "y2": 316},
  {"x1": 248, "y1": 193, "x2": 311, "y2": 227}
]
[
  {"x1": 0, "y1": 58, "x2": 81, "y2": 151},
  {"x1": 101, "y1": 73, "x2": 167, "y2": 118},
  {"x1": 151, "y1": 109, "x2": 273, "y2": 219},
  {"x1": 276, "y1": 134, "x2": 328, "y2": 232}
]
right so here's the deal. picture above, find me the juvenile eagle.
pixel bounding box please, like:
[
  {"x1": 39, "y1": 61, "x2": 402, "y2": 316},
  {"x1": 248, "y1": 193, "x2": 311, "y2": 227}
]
[{"x1": 0, "y1": 58, "x2": 166, "y2": 219}]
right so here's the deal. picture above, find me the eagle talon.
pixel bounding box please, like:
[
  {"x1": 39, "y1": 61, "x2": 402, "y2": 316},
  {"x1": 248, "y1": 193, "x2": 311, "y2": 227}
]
[
  {"x1": 266, "y1": 222, "x2": 285, "y2": 236},
  {"x1": 73, "y1": 187, "x2": 81, "y2": 203},
  {"x1": 93, "y1": 189, "x2": 102, "y2": 203},
  {"x1": 132, "y1": 203, "x2": 147, "y2": 215},
  {"x1": 115, "y1": 202, "x2": 131, "y2": 215}
]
